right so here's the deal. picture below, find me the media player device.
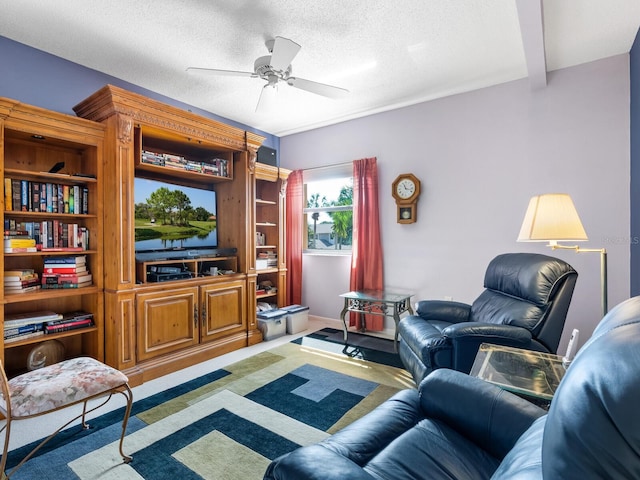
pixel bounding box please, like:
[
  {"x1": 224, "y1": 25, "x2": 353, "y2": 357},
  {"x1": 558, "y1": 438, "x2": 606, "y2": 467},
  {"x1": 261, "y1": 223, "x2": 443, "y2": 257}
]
[{"x1": 147, "y1": 271, "x2": 192, "y2": 282}]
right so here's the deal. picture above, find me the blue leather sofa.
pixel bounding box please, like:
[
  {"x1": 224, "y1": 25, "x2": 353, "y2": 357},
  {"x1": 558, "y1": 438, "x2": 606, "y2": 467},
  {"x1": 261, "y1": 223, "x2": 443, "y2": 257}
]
[
  {"x1": 399, "y1": 253, "x2": 577, "y2": 384},
  {"x1": 264, "y1": 296, "x2": 640, "y2": 479}
]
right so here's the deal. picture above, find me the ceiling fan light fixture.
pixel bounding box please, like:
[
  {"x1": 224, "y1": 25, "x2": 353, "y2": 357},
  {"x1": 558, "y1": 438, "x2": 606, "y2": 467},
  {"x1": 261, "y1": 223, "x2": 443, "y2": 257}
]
[{"x1": 187, "y1": 36, "x2": 349, "y2": 111}]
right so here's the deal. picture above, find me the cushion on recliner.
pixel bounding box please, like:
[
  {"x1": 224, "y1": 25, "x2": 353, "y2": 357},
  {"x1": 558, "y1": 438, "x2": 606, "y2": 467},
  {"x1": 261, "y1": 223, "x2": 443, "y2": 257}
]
[
  {"x1": 363, "y1": 419, "x2": 501, "y2": 480},
  {"x1": 470, "y1": 289, "x2": 548, "y2": 330},
  {"x1": 482, "y1": 253, "x2": 576, "y2": 306}
]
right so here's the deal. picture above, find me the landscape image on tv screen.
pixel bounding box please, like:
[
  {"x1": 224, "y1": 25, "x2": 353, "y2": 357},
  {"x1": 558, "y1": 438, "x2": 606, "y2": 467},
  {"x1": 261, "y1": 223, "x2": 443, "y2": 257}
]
[{"x1": 134, "y1": 178, "x2": 217, "y2": 251}]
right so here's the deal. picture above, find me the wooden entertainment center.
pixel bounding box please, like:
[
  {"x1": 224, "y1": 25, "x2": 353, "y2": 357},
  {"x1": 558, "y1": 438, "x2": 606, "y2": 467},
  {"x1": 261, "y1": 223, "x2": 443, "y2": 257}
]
[{"x1": 0, "y1": 85, "x2": 289, "y2": 385}]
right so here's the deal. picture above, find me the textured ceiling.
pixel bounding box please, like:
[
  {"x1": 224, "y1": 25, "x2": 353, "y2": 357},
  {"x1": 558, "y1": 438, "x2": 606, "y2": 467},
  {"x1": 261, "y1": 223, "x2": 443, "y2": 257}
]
[{"x1": 1, "y1": 0, "x2": 639, "y2": 136}]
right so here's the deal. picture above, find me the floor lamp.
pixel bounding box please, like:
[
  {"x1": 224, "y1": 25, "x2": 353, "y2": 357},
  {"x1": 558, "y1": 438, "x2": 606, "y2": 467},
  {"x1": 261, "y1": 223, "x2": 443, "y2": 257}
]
[{"x1": 517, "y1": 193, "x2": 608, "y2": 318}]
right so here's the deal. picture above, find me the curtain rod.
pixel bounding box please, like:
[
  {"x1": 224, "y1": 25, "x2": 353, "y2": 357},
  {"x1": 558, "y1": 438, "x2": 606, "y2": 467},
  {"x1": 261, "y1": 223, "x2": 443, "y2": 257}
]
[{"x1": 300, "y1": 161, "x2": 352, "y2": 172}]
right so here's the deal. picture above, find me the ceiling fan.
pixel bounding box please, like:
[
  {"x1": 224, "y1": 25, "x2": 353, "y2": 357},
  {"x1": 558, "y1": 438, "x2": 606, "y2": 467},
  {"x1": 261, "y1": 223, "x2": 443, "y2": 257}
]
[{"x1": 187, "y1": 36, "x2": 349, "y2": 112}]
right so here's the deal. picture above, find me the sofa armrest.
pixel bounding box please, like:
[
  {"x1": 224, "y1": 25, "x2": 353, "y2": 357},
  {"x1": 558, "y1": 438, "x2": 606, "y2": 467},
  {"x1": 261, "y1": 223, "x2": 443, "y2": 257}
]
[
  {"x1": 443, "y1": 322, "x2": 533, "y2": 344},
  {"x1": 264, "y1": 444, "x2": 376, "y2": 480},
  {"x1": 419, "y1": 369, "x2": 546, "y2": 460},
  {"x1": 321, "y1": 389, "x2": 422, "y2": 464},
  {"x1": 415, "y1": 300, "x2": 471, "y2": 323},
  {"x1": 442, "y1": 322, "x2": 533, "y2": 372}
]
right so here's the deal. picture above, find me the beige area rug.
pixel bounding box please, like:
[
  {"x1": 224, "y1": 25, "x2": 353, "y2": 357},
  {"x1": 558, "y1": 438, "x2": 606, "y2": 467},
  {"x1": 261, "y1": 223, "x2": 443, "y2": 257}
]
[{"x1": 8, "y1": 338, "x2": 414, "y2": 480}]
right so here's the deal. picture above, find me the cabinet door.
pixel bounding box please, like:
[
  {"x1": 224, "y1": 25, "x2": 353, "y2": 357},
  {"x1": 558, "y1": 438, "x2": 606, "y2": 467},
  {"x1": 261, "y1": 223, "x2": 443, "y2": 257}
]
[
  {"x1": 200, "y1": 280, "x2": 246, "y2": 343},
  {"x1": 136, "y1": 286, "x2": 199, "y2": 361}
]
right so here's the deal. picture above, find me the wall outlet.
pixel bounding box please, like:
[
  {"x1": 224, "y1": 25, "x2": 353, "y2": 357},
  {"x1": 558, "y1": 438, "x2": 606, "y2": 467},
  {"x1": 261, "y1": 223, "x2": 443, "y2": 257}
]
[{"x1": 444, "y1": 296, "x2": 453, "y2": 301}]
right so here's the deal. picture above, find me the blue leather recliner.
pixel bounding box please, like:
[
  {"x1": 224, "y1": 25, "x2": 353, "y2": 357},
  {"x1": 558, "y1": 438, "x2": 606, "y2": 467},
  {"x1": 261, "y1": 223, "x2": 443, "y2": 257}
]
[
  {"x1": 398, "y1": 253, "x2": 578, "y2": 384},
  {"x1": 264, "y1": 296, "x2": 640, "y2": 479}
]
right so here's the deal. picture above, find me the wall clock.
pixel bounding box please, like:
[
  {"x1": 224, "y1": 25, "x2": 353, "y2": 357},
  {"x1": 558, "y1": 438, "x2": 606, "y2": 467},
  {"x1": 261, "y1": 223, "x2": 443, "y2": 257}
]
[{"x1": 392, "y1": 173, "x2": 421, "y2": 224}]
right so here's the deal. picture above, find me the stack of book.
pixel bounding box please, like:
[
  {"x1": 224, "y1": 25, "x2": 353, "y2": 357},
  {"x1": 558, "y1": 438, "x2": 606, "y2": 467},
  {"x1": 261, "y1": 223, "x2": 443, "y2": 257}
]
[
  {"x1": 256, "y1": 251, "x2": 277, "y2": 269},
  {"x1": 4, "y1": 228, "x2": 37, "y2": 253},
  {"x1": 4, "y1": 310, "x2": 62, "y2": 344},
  {"x1": 4, "y1": 268, "x2": 41, "y2": 294},
  {"x1": 41, "y1": 255, "x2": 92, "y2": 289},
  {"x1": 45, "y1": 311, "x2": 94, "y2": 334}
]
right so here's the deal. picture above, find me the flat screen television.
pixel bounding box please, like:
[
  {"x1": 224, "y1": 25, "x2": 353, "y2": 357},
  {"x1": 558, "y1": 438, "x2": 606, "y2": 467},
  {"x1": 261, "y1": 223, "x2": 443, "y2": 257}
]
[{"x1": 134, "y1": 177, "x2": 217, "y2": 254}]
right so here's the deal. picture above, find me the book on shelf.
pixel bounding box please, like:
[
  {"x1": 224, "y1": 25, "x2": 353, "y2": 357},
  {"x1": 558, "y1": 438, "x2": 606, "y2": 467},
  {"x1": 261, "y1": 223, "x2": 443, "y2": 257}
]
[
  {"x1": 44, "y1": 254, "x2": 86, "y2": 265},
  {"x1": 4, "y1": 277, "x2": 41, "y2": 288},
  {"x1": 4, "y1": 246, "x2": 38, "y2": 253},
  {"x1": 4, "y1": 284, "x2": 41, "y2": 294},
  {"x1": 4, "y1": 330, "x2": 45, "y2": 344},
  {"x1": 46, "y1": 311, "x2": 93, "y2": 326},
  {"x1": 45, "y1": 317, "x2": 94, "y2": 334},
  {"x1": 4, "y1": 178, "x2": 11, "y2": 211},
  {"x1": 40, "y1": 280, "x2": 92, "y2": 289},
  {"x1": 3, "y1": 229, "x2": 30, "y2": 237},
  {"x1": 42, "y1": 265, "x2": 88, "y2": 274},
  {"x1": 4, "y1": 310, "x2": 63, "y2": 327},
  {"x1": 4, "y1": 322, "x2": 44, "y2": 338},
  {"x1": 42, "y1": 273, "x2": 92, "y2": 285},
  {"x1": 4, "y1": 269, "x2": 37, "y2": 281},
  {"x1": 4, "y1": 237, "x2": 36, "y2": 248}
]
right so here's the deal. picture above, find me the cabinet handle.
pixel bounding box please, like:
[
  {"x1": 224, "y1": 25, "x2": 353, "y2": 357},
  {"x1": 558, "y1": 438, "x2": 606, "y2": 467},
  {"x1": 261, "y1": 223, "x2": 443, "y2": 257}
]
[
  {"x1": 202, "y1": 301, "x2": 206, "y2": 326},
  {"x1": 194, "y1": 305, "x2": 198, "y2": 327}
]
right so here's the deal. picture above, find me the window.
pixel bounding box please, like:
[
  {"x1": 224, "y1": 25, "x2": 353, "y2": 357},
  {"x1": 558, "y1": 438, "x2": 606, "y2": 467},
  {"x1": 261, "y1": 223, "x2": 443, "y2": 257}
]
[{"x1": 303, "y1": 164, "x2": 353, "y2": 253}]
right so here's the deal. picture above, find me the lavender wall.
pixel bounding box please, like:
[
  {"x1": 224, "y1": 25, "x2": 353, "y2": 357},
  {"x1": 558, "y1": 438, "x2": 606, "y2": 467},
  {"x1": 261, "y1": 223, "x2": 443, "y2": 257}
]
[
  {"x1": 631, "y1": 30, "x2": 640, "y2": 296},
  {"x1": 282, "y1": 55, "x2": 631, "y2": 351},
  {"x1": 0, "y1": 36, "x2": 279, "y2": 150}
]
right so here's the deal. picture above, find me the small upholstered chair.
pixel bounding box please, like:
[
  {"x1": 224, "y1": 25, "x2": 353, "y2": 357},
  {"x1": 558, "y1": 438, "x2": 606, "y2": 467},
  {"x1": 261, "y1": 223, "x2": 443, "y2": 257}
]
[
  {"x1": 398, "y1": 253, "x2": 578, "y2": 384},
  {"x1": 0, "y1": 356, "x2": 133, "y2": 478}
]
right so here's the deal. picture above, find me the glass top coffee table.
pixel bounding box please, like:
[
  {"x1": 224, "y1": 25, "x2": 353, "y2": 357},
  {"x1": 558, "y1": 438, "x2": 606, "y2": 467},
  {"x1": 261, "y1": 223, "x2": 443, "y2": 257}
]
[
  {"x1": 470, "y1": 343, "x2": 567, "y2": 406},
  {"x1": 339, "y1": 290, "x2": 414, "y2": 352}
]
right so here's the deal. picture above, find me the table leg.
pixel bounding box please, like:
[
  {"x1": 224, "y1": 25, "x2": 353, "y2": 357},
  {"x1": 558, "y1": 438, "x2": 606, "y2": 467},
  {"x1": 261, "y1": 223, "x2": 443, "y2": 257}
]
[
  {"x1": 339, "y1": 299, "x2": 349, "y2": 343},
  {"x1": 393, "y1": 309, "x2": 400, "y2": 353}
]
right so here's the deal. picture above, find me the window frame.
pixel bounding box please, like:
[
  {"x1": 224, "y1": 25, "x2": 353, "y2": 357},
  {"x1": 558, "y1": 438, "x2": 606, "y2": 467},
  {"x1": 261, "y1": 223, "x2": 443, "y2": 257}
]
[{"x1": 302, "y1": 164, "x2": 353, "y2": 256}]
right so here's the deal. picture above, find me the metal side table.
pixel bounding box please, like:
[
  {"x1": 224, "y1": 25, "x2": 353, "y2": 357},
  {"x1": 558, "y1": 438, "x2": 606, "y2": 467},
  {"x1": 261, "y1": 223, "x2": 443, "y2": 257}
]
[{"x1": 339, "y1": 290, "x2": 414, "y2": 352}]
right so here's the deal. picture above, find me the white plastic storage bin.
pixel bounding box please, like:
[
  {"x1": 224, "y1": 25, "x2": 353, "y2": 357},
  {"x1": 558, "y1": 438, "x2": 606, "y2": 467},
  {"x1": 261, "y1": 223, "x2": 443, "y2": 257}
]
[
  {"x1": 257, "y1": 309, "x2": 287, "y2": 340},
  {"x1": 282, "y1": 305, "x2": 310, "y2": 334}
]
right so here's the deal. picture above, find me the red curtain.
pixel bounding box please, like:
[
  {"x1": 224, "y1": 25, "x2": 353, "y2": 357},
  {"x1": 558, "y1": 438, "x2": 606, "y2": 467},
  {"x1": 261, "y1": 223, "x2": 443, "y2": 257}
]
[
  {"x1": 285, "y1": 170, "x2": 303, "y2": 305},
  {"x1": 350, "y1": 157, "x2": 384, "y2": 330}
]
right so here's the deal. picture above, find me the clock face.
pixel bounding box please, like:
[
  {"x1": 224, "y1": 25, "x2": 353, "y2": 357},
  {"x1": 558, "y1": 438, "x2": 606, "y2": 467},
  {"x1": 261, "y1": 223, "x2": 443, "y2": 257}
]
[{"x1": 396, "y1": 179, "x2": 416, "y2": 199}]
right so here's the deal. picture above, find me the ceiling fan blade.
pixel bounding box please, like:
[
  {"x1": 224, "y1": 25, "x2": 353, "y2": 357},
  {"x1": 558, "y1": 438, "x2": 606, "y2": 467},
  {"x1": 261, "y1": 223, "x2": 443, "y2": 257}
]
[
  {"x1": 287, "y1": 77, "x2": 349, "y2": 99},
  {"x1": 269, "y1": 36, "x2": 301, "y2": 72},
  {"x1": 186, "y1": 67, "x2": 256, "y2": 77},
  {"x1": 256, "y1": 83, "x2": 278, "y2": 113}
]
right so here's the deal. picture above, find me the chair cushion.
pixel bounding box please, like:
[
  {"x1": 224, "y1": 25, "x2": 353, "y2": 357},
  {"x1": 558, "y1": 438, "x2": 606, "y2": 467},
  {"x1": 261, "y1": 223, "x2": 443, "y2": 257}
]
[
  {"x1": 363, "y1": 419, "x2": 500, "y2": 480},
  {"x1": 471, "y1": 290, "x2": 548, "y2": 330},
  {"x1": 482, "y1": 253, "x2": 576, "y2": 306},
  {"x1": 1, "y1": 357, "x2": 129, "y2": 417}
]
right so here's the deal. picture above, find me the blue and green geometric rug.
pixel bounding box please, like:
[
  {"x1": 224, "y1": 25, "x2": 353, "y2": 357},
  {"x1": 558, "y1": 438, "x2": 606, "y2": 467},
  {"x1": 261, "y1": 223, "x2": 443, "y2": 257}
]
[{"x1": 7, "y1": 329, "x2": 414, "y2": 479}]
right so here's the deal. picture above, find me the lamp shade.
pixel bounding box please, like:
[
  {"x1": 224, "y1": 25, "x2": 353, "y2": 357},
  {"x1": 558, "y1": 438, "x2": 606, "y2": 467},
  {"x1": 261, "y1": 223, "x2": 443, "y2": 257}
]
[{"x1": 517, "y1": 194, "x2": 588, "y2": 242}]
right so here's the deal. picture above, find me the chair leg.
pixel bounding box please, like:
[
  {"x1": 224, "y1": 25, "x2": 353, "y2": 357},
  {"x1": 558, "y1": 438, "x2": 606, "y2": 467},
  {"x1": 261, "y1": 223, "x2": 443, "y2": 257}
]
[
  {"x1": 0, "y1": 421, "x2": 11, "y2": 480},
  {"x1": 4, "y1": 385, "x2": 133, "y2": 478},
  {"x1": 81, "y1": 400, "x2": 90, "y2": 429},
  {"x1": 116, "y1": 384, "x2": 134, "y2": 463}
]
